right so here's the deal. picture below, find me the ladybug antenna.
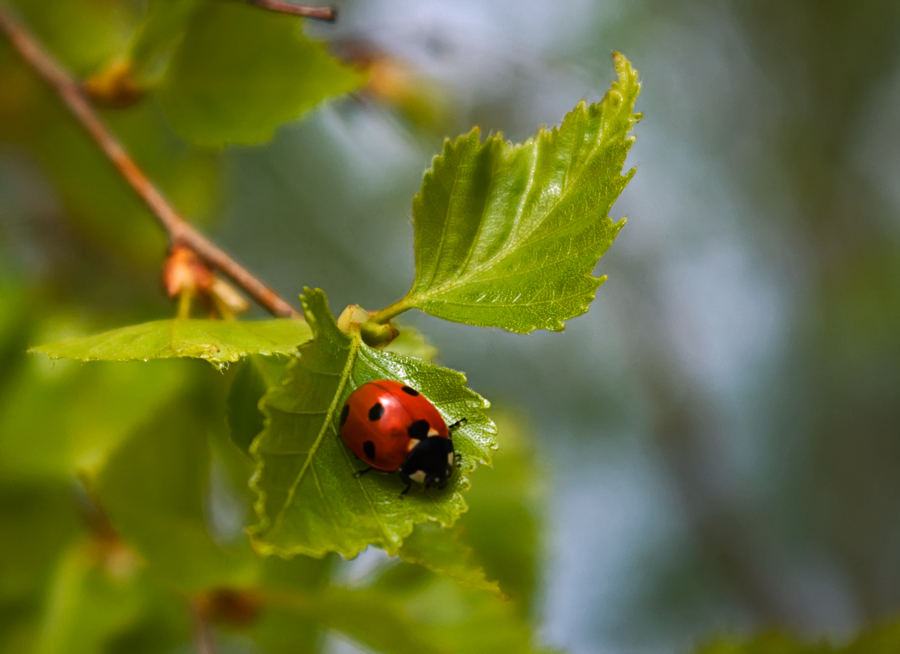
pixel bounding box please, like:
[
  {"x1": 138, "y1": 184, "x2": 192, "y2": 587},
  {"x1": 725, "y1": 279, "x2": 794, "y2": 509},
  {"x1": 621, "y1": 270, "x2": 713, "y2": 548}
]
[{"x1": 448, "y1": 418, "x2": 467, "y2": 432}]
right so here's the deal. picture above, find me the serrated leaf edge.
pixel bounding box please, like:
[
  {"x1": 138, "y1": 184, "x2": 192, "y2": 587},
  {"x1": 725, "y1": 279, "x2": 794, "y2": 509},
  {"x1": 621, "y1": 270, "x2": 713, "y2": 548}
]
[
  {"x1": 403, "y1": 53, "x2": 641, "y2": 333},
  {"x1": 248, "y1": 290, "x2": 497, "y2": 559}
]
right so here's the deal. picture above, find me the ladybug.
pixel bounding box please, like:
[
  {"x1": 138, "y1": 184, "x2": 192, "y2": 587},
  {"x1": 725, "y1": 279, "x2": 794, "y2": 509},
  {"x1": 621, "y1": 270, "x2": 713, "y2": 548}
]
[{"x1": 338, "y1": 380, "x2": 459, "y2": 494}]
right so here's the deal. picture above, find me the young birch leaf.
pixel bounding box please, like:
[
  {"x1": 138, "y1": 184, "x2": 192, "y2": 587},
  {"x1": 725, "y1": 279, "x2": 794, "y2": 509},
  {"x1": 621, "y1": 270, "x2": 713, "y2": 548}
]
[
  {"x1": 249, "y1": 288, "x2": 496, "y2": 558},
  {"x1": 394, "y1": 53, "x2": 640, "y2": 333},
  {"x1": 157, "y1": 1, "x2": 365, "y2": 146},
  {"x1": 30, "y1": 319, "x2": 310, "y2": 365}
]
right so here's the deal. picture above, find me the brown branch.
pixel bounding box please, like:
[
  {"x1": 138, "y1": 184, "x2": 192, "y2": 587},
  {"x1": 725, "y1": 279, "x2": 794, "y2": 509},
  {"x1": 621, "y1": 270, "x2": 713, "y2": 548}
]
[
  {"x1": 241, "y1": 0, "x2": 336, "y2": 21},
  {"x1": 0, "y1": 8, "x2": 301, "y2": 318}
]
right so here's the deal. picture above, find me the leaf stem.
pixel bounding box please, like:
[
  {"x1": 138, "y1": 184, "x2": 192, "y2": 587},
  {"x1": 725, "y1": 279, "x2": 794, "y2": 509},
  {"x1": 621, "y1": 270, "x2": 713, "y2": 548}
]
[
  {"x1": 368, "y1": 297, "x2": 416, "y2": 325},
  {"x1": 177, "y1": 291, "x2": 193, "y2": 320},
  {"x1": 0, "y1": 8, "x2": 301, "y2": 318},
  {"x1": 239, "y1": 0, "x2": 337, "y2": 21}
]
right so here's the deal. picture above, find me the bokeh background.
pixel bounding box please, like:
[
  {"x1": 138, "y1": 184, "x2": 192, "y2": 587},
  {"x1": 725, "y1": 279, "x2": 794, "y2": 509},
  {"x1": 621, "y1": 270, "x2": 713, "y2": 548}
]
[{"x1": 2, "y1": 1, "x2": 900, "y2": 653}]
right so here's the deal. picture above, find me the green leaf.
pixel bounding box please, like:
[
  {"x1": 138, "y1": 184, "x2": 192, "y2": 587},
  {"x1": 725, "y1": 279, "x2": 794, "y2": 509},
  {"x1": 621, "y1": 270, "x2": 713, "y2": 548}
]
[
  {"x1": 227, "y1": 355, "x2": 292, "y2": 455},
  {"x1": 392, "y1": 411, "x2": 541, "y2": 605},
  {"x1": 397, "y1": 522, "x2": 504, "y2": 597},
  {"x1": 365, "y1": 572, "x2": 556, "y2": 654},
  {"x1": 157, "y1": 0, "x2": 365, "y2": 146},
  {"x1": 391, "y1": 52, "x2": 640, "y2": 333},
  {"x1": 263, "y1": 586, "x2": 447, "y2": 654},
  {"x1": 33, "y1": 541, "x2": 147, "y2": 654},
  {"x1": 249, "y1": 288, "x2": 496, "y2": 558},
  {"x1": 384, "y1": 326, "x2": 439, "y2": 363},
  {"x1": 0, "y1": 357, "x2": 188, "y2": 481},
  {"x1": 96, "y1": 396, "x2": 257, "y2": 591},
  {"x1": 457, "y1": 411, "x2": 542, "y2": 612},
  {"x1": 126, "y1": 0, "x2": 203, "y2": 82},
  {"x1": 30, "y1": 318, "x2": 310, "y2": 365},
  {"x1": 0, "y1": 483, "x2": 80, "y2": 604}
]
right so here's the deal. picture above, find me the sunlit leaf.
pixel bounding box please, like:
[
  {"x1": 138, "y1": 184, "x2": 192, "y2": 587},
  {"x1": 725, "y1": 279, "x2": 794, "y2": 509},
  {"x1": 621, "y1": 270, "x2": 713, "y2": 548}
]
[
  {"x1": 30, "y1": 319, "x2": 310, "y2": 364},
  {"x1": 157, "y1": 1, "x2": 364, "y2": 146},
  {"x1": 249, "y1": 288, "x2": 496, "y2": 558},
  {"x1": 394, "y1": 53, "x2": 640, "y2": 333}
]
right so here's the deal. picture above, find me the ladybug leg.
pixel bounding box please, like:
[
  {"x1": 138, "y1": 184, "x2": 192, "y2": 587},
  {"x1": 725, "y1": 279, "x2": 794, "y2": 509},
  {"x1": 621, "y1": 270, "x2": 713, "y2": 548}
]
[
  {"x1": 448, "y1": 418, "x2": 467, "y2": 432},
  {"x1": 354, "y1": 466, "x2": 374, "y2": 477},
  {"x1": 400, "y1": 483, "x2": 412, "y2": 497}
]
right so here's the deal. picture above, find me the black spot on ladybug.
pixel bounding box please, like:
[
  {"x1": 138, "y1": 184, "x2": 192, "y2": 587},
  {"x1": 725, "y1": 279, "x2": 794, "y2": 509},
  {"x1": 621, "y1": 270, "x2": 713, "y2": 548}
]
[
  {"x1": 401, "y1": 386, "x2": 419, "y2": 396},
  {"x1": 340, "y1": 404, "x2": 350, "y2": 427},
  {"x1": 368, "y1": 402, "x2": 384, "y2": 421},
  {"x1": 363, "y1": 440, "x2": 376, "y2": 460},
  {"x1": 407, "y1": 420, "x2": 430, "y2": 440}
]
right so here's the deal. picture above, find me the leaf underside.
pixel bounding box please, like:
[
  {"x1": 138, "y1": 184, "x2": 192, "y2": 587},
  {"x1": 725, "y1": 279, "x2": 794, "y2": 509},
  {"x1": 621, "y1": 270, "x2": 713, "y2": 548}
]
[
  {"x1": 403, "y1": 52, "x2": 641, "y2": 333},
  {"x1": 249, "y1": 288, "x2": 497, "y2": 558},
  {"x1": 30, "y1": 319, "x2": 310, "y2": 364}
]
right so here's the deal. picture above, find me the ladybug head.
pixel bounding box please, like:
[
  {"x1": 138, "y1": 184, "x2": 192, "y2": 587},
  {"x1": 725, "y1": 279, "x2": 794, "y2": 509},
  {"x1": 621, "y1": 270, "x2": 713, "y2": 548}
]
[{"x1": 399, "y1": 437, "x2": 455, "y2": 489}]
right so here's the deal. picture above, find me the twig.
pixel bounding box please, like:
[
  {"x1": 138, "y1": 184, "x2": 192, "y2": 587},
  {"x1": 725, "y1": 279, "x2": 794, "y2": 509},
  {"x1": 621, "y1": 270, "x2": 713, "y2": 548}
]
[
  {"x1": 241, "y1": 0, "x2": 337, "y2": 21},
  {"x1": 0, "y1": 8, "x2": 301, "y2": 318}
]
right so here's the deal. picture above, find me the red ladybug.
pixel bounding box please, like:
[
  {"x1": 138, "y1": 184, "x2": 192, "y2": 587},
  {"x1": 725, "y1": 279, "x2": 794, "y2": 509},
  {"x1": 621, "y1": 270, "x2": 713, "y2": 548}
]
[{"x1": 339, "y1": 380, "x2": 457, "y2": 493}]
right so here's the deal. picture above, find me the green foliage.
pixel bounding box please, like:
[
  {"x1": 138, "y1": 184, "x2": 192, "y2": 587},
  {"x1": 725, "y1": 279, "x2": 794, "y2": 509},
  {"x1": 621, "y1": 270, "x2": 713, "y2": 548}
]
[
  {"x1": 0, "y1": 310, "x2": 549, "y2": 652},
  {"x1": 95, "y1": 392, "x2": 257, "y2": 591},
  {"x1": 32, "y1": 542, "x2": 147, "y2": 654},
  {"x1": 31, "y1": 318, "x2": 310, "y2": 365},
  {"x1": 0, "y1": 484, "x2": 80, "y2": 604},
  {"x1": 227, "y1": 354, "x2": 292, "y2": 454},
  {"x1": 384, "y1": 326, "x2": 439, "y2": 362},
  {"x1": 0, "y1": 6, "x2": 642, "y2": 651},
  {"x1": 396, "y1": 522, "x2": 503, "y2": 597},
  {"x1": 155, "y1": 1, "x2": 365, "y2": 146},
  {"x1": 454, "y1": 411, "x2": 543, "y2": 611},
  {"x1": 360, "y1": 571, "x2": 556, "y2": 654},
  {"x1": 0, "y1": 356, "x2": 187, "y2": 481},
  {"x1": 8, "y1": 0, "x2": 131, "y2": 75},
  {"x1": 699, "y1": 620, "x2": 900, "y2": 654},
  {"x1": 126, "y1": 0, "x2": 202, "y2": 82},
  {"x1": 385, "y1": 53, "x2": 640, "y2": 333},
  {"x1": 250, "y1": 288, "x2": 497, "y2": 558}
]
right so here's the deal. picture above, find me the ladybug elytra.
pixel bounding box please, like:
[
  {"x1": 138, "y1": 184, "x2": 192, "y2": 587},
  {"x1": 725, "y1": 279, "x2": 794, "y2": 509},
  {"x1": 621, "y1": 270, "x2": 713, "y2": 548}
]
[{"x1": 338, "y1": 380, "x2": 459, "y2": 494}]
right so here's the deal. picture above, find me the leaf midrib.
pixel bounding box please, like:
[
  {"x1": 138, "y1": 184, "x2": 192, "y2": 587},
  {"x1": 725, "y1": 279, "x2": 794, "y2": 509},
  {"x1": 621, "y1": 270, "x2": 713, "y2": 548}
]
[{"x1": 269, "y1": 336, "x2": 361, "y2": 536}]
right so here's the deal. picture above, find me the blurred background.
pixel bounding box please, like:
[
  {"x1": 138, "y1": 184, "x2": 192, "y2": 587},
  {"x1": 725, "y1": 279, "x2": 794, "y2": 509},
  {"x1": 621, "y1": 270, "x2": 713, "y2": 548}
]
[{"x1": 2, "y1": 1, "x2": 900, "y2": 653}]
